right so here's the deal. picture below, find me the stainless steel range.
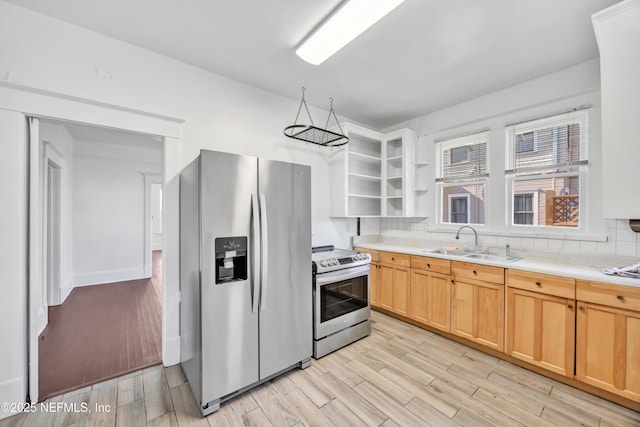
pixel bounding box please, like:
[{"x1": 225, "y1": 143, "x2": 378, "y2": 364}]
[{"x1": 312, "y1": 245, "x2": 371, "y2": 358}]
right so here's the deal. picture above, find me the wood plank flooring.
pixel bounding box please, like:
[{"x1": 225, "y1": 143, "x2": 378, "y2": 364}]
[
  {"x1": 38, "y1": 251, "x2": 163, "y2": 400},
  {"x1": 4, "y1": 310, "x2": 639, "y2": 426}
]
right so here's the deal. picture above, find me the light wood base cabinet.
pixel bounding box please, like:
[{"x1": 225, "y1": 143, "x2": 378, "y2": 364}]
[
  {"x1": 451, "y1": 276, "x2": 504, "y2": 352},
  {"x1": 379, "y1": 264, "x2": 409, "y2": 316},
  {"x1": 370, "y1": 261, "x2": 380, "y2": 307},
  {"x1": 377, "y1": 252, "x2": 410, "y2": 316},
  {"x1": 506, "y1": 288, "x2": 575, "y2": 377},
  {"x1": 506, "y1": 270, "x2": 576, "y2": 377},
  {"x1": 410, "y1": 268, "x2": 451, "y2": 332},
  {"x1": 576, "y1": 279, "x2": 640, "y2": 403}
]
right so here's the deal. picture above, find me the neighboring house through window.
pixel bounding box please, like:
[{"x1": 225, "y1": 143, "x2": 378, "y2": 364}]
[
  {"x1": 449, "y1": 193, "x2": 470, "y2": 223},
  {"x1": 506, "y1": 110, "x2": 588, "y2": 228},
  {"x1": 436, "y1": 130, "x2": 488, "y2": 225}
]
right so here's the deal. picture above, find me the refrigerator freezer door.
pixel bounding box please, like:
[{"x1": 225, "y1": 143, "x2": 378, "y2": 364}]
[
  {"x1": 258, "y1": 159, "x2": 312, "y2": 379},
  {"x1": 200, "y1": 150, "x2": 259, "y2": 404}
]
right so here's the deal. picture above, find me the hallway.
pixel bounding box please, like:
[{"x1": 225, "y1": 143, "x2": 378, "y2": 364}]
[{"x1": 38, "y1": 251, "x2": 163, "y2": 400}]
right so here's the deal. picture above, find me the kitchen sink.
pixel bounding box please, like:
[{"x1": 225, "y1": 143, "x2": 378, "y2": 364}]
[
  {"x1": 466, "y1": 253, "x2": 521, "y2": 263},
  {"x1": 424, "y1": 249, "x2": 522, "y2": 263},
  {"x1": 425, "y1": 249, "x2": 475, "y2": 256}
]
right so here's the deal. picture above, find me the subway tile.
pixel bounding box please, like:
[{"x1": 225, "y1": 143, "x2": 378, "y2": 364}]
[
  {"x1": 579, "y1": 241, "x2": 598, "y2": 254},
  {"x1": 596, "y1": 240, "x2": 617, "y2": 255},
  {"x1": 616, "y1": 240, "x2": 637, "y2": 257},
  {"x1": 562, "y1": 240, "x2": 580, "y2": 253}
]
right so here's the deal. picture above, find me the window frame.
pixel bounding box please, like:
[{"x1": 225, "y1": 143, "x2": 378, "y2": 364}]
[
  {"x1": 505, "y1": 110, "x2": 588, "y2": 231},
  {"x1": 436, "y1": 130, "x2": 489, "y2": 227}
]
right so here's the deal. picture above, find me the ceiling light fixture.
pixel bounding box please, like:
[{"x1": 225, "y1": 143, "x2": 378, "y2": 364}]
[{"x1": 296, "y1": 0, "x2": 406, "y2": 65}]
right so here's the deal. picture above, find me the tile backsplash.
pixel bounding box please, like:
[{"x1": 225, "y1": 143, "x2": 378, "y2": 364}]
[{"x1": 356, "y1": 217, "x2": 640, "y2": 265}]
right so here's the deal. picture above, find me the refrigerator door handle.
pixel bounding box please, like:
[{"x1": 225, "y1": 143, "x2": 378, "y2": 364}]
[
  {"x1": 251, "y1": 193, "x2": 261, "y2": 313},
  {"x1": 259, "y1": 193, "x2": 268, "y2": 312}
]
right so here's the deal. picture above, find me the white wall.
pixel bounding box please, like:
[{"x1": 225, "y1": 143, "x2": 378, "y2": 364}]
[
  {"x1": 0, "y1": 109, "x2": 27, "y2": 416},
  {"x1": 375, "y1": 59, "x2": 640, "y2": 259},
  {"x1": 0, "y1": 0, "x2": 355, "y2": 249},
  {"x1": 39, "y1": 122, "x2": 74, "y2": 302},
  {"x1": 72, "y1": 138, "x2": 162, "y2": 286},
  {"x1": 0, "y1": 1, "x2": 358, "y2": 401}
]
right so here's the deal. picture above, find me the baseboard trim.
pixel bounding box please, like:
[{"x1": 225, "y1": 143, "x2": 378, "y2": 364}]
[
  {"x1": 73, "y1": 267, "x2": 146, "y2": 287},
  {"x1": 0, "y1": 377, "x2": 25, "y2": 420}
]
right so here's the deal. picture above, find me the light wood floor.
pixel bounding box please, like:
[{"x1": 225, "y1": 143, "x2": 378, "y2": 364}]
[{"x1": 3, "y1": 311, "x2": 639, "y2": 426}]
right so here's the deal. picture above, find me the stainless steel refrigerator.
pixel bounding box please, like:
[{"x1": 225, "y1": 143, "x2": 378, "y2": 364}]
[{"x1": 180, "y1": 149, "x2": 312, "y2": 416}]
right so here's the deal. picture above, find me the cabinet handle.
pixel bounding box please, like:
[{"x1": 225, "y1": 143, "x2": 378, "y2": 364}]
[
  {"x1": 473, "y1": 270, "x2": 477, "y2": 275},
  {"x1": 535, "y1": 281, "x2": 541, "y2": 287},
  {"x1": 579, "y1": 306, "x2": 585, "y2": 312},
  {"x1": 451, "y1": 279, "x2": 455, "y2": 284},
  {"x1": 567, "y1": 304, "x2": 574, "y2": 309},
  {"x1": 427, "y1": 263, "x2": 431, "y2": 268},
  {"x1": 392, "y1": 257, "x2": 395, "y2": 261},
  {"x1": 617, "y1": 295, "x2": 625, "y2": 301}
]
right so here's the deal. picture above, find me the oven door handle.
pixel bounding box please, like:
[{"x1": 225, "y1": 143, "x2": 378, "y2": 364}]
[{"x1": 315, "y1": 265, "x2": 370, "y2": 286}]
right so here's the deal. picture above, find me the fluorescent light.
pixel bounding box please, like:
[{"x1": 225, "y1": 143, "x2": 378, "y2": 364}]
[{"x1": 296, "y1": 0, "x2": 406, "y2": 65}]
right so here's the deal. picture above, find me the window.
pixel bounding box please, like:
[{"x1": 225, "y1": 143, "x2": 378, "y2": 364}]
[
  {"x1": 516, "y1": 131, "x2": 534, "y2": 153},
  {"x1": 506, "y1": 111, "x2": 588, "y2": 228},
  {"x1": 513, "y1": 191, "x2": 538, "y2": 225},
  {"x1": 448, "y1": 193, "x2": 470, "y2": 223},
  {"x1": 451, "y1": 146, "x2": 469, "y2": 163},
  {"x1": 437, "y1": 130, "x2": 488, "y2": 225}
]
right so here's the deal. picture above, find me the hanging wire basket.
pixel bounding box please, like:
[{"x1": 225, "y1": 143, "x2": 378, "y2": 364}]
[{"x1": 284, "y1": 87, "x2": 349, "y2": 147}]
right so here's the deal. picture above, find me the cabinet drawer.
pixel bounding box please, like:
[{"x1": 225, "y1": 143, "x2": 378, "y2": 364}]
[
  {"x1": 380, "y1": 251, "x2": 410, "y2": 267},
  {"x1": 410, "y1": 256, "x2": 451, "y2": 275},
  {"x1": 354, "y1": 247, "x2": 379, "y2": 262},
  {"x1": 577, "y1": 280, "x2": 640, "y2": 312},
  {"x1": 507, "y1": 270, "x2": 575, "y2": 299},
  {"x1": 452, "y1": 261, "x2": 504, "y2": 284}
]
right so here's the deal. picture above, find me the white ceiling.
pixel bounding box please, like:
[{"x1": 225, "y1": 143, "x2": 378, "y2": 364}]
[{"x1": 8, "y1": 0, "x2": 618, "y2": 129}]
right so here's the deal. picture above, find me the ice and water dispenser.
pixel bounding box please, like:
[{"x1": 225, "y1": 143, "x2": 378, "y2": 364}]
[{"x1": 214, "y1": 236, "x2": 247, "y2": 283}]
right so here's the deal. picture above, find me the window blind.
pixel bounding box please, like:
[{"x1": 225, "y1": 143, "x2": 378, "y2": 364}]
[
  {"x1": 507, "y1": 111, "x2": 588, "y2": 175},
  {"x1": 437, "y1": 131, "x2": 489, "y2": 182}
]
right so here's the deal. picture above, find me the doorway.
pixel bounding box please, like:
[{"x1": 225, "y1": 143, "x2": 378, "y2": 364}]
[{"x1": 35, "y1": 119, "x2": 165, "y2": 400}]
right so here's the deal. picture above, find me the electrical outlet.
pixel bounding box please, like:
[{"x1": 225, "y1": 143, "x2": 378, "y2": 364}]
[{"x1": 94, "y1": 66, "x2": 113, "y2": 80}]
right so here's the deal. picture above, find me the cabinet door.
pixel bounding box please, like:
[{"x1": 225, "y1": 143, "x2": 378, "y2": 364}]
[
  {"x1": 410, "y1": 269, "x2": 429, "y2": 324},
  {"x1": 410, "y1": 269, "x2": 451, "y2": 332},
  {"x1": 392, "y1": 266, "x2": 409, "y2": 317},
  {"x1": 506, "y1": 288, "x2": 575, "y2": 377},
  {"x1": 379, "y1": 264, "x2": 394, "y2": 311},
  {"x1": 576, "y1": 302, "x2": 640, "y2": 403},
  {"x1": 451, "y1": 278, "x2": 504, "y2": 352},
  {"x1": 429, "y1": 272, "x2": 451, "y2": 332},
  {"x1": 370, "y1": 262, "x2": 380, "y2": 308}
]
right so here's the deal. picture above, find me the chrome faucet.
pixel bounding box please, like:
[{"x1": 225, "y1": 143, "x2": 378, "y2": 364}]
[{"x1": 455, "y1": 225, "x2": 479, "y2": 253}]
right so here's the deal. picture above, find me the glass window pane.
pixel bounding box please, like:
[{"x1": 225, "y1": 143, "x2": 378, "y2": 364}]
[
  {"x1": 441, "y1": 184, "x2": 485, "y2": 225},
  {"x1": 513, "y1": 177, "x2": 579, "y2": 227},
  {"x1": 450, "y1": 146, "x2": 469, "y2": 164}
]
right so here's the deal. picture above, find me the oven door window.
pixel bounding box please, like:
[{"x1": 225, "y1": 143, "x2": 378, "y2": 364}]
[{"x1": 320, "y1": 274, "x2": 368, "y2": 323}]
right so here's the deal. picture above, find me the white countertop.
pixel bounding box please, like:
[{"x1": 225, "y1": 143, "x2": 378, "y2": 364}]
[{"x1": 354, "y1": 241, "x2": 640, "y2": 289}]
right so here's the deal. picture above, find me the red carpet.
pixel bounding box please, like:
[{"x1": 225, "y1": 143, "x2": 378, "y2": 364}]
[{"x1": 38, "y1": 251, "x2": 162, "y2": 400}]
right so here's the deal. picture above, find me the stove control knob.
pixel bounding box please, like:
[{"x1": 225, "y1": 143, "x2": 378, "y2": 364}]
[
  {"x1": 332, "y1": 259, "x2": 338, "y2": 265},
  {"x1": 320, "y1": 260, "x2": 328, "y2": 267}
]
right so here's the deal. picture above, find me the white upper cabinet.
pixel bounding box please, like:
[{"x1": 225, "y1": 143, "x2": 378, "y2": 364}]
[
  {"x1": 330, "y1": 123, "x2": 421, "y2": 217},
  {"x1": 593, "y1": 0, "x2": 640, "y2": 218}
]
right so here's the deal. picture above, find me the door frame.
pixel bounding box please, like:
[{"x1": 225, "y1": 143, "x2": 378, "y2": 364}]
[
  {"x1": 43, "y1": 141, "x2": 65, "y2": 306},
  {"x1": 144, "y1": 174, "x2": 163, "y2": 277},
  {"x1": 1, "y1": 82, "x2": 184, "y2": 403}
]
